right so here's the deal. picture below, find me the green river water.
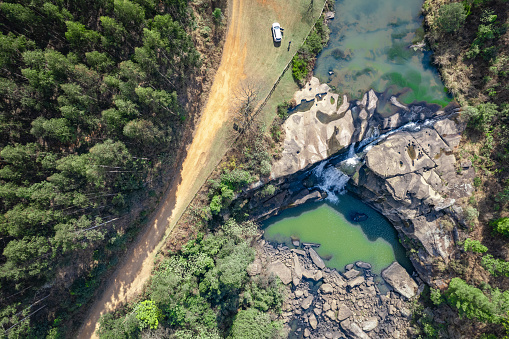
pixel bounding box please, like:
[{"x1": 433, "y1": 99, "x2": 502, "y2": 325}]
[
  {"x1": 314, "y1": 0, "x2": 452, "y2": 108},
  {"x1": 263, "y1": 195, "x2": 412, "y2": 275}
]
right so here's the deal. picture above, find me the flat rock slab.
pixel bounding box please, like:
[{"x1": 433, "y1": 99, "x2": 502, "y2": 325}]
[
  {"x1": 308, "y1": 248, "x2": 325, "y2": 269},
  {"x1": 344, "y1": 269, "x2": 360, "y2": 280},
  {"x1": 268, "y1": 261, "x2": 292, "y2": 285},
  {"x1": 382, "y1": 262, "x2": 418, "y2": 299},
  {"x1": 347, "y1": 276, "x2": 365, "y2": 288},
  {"x1": 365, "y1": 131, "x2": 435, "y2": 178}
]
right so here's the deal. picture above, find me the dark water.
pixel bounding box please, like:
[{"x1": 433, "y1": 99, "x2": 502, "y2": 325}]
[
  {"x1": 314, "y1": 0, "x2": 451, "y2": 106},
  {"x1": 263, "y1": 193, "x2": 412, "y2": 275}
]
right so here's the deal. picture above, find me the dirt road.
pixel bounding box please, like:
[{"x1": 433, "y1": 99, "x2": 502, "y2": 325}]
[{"x1": 76, "y1": 0, "x2": 246, "y2": 337}]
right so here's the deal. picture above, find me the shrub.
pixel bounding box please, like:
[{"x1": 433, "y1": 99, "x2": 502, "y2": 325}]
[
  {"x1": 228, "y1": 308, "x2": 282, "y2": 339},
  {"x1": 464, "y1": 206, "x2": 479, "y2": 226},
  {"x1": 291, "y1": 54, "x2": 308, "y2": 84},
  {"x1": 259, "y1": 184, "x2": 276, "y2": 198},
  {"x1": 490, "y1": 217, "x2": 509, "y2": 237},
  {"x1": 430, "y1": 288, "x2": 443, "y2": 306},
  {"x1": 220, "y1": 169, "x2": 253, "y2": 191},
  {"x1": 481, "y1": 254, "x2": 509, "y2": 277},
  {"x1": 436, "y1": 3, "x2": 467, "y2": 33},
  {"x1": 212, "y1": 8, "x2": 222, "y2": 24},
  {"x1": 210, "y1": 195, "x2": 222, "y2": 214},
  {"x1": 463, "y1": 238, "x2": 488, "y2": 253}
]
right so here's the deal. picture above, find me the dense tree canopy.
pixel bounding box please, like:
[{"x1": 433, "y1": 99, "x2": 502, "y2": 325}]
[{"x1": 0, "y1": 0, "x2": 202, "y2": 336}]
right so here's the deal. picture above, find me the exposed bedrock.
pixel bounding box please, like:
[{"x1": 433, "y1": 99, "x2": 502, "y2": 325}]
[
  {"x1": 249, "y1": 77, "x2": 474, "y2": 286},
  {"x1": 271, "y1": 77, "x2": 445, "y2": 179},
  {"x1": 349, "y1": 119, "x2": 474, "y2": 284}
]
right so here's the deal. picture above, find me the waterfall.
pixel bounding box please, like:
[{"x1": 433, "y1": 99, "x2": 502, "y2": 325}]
[
  {"x1": 313, "y1": 162, "x2": 350, "y2": 203},
  {"x1": 313, "y1": 114, "x2": 449, "y2": 203}
]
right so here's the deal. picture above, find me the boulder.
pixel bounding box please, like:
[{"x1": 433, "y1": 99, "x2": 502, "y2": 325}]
[
  {"x1": 320, "y1": 283, "x2": 334, "y2": 294},
  {"x1": 309, "y1": 313, "x2": 318, "y2": 329},
  {"x1": 293, "y1": 253, "x2": 303, "y2": 280},
  {"x1": 362, "y1": 317, "x2": 378, "y2": 332},
  {"x1": 304, "y1": 328, "x2": 310, "y2": 337},
  {"x1": 345, "y1": 263, "x2": 354, "y2": 271},
  {"x1": 247, "y1": 258, "x2": 262, "y2": 276},
  {"x1": 268, "y1": 261, "x2": 292, "y2": 285},
  {"x1": 308, "y1": 248, "x2": 325, "y2": 269},
  {"x1": 344, "y1": 269, "x2": 360, "y2": 280},
  {"x1": 302, "y1": 269, "x2": 315, "y2": 280},
  {"x1": 355, "y1": 261, "x2": 372, "y2": 269},
  {"x1": 381, "y1": 262, "x2": 418, "y2": 299},
  {"x1": 347, "y1": 276, "x2": 365, "y2": 288},
  {"x1": 325, "y1": 310, "x2": 336, "y2": 320},
  {"x1": 336, "y1": 305, "x2": 353, "y2": 321},
  {"x1": 340, "y1": 320, "x2": 370, "y2": 339},
  {"x1": 301, "y1": 295, "x2": 314, "y2": 310},
  {"x1": 292, "y1": 190, "x2": 323, "y2": 206},
  {"x1": 313, "y1": 270, "x2": 323, "y2": 281}
]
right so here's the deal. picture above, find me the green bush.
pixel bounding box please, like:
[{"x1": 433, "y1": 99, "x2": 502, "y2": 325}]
[
  {"x1": 463, "y1": 238, "x2": 488, "y2": 253},
  {"x1": 259, "y1": 184, "x2": 276, "y2": 198},
  {"x1": 212, "y1": 8, "x2": 222, "y2": 24},
  {"x1": 464, "y1": 206, "x2": 479, "y2": 226},
  {"x1": 291, "y1": 54, "x2": 308, "y2": 84},
  {"x1": 135, "y1": 300, "x2": 162, "y2": 330},
  {"x1": 490, "y1": 217, "x2": 509, "y2": 237},
  {"x1": 210, "y1": 195, "x2": 222, "y2": 214},
  {"x1": 430, "y1": 288, "x2": 443, "y2": 306},
  {"x1": 228, "y1": 308, "x2": 282, "y2": 339},
  {"x1": 481, "y1": 254, "x2": 509, "y2": 277},
  {"x1": 436, "y1": 3, "x2": 467, "y2": 33}
]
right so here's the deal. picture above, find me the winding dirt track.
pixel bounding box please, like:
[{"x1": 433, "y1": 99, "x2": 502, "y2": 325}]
[{"x1": 76, "y1": 0, "x2": 246, "y2": 337}]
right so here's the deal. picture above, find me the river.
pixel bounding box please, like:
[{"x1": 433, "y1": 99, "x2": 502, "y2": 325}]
[{"x1": 263, "y1": 0, "x2": 450, "y2": 275}]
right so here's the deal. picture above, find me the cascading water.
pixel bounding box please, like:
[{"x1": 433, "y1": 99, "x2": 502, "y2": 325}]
[
  {"x1": 312, "y1": 113, "x2": 456, "y2": 202},
  {"x1": 312, "y1": 162, "x2": 350, "y2": 203}
]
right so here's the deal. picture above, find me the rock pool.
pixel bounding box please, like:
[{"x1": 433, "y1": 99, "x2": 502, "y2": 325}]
[{"x1": 263, "y1": 193, "x2": 412, "y2": 275}]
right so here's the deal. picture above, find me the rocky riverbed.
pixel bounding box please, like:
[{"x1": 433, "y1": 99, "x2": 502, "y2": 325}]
[
  {"x1": 251, "y1": 239, "x2": 422, "y2": 338},
  {"x1": 236, "y1": 77, "x2": 476, "y2": 337},
  {"x1": 244, "y1": 77, "x2": 474, "y2": 286}
]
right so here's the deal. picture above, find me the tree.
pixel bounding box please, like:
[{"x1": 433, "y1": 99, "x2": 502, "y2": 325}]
[
  {"x1": 436, "y1": 3, "x2": 467, "y2": 33},
  {"x1": 446, "y1": 277, "x2": 509, "y2": 323},
  {"x1": 232, "y1": 80, "x2": 260, "y2": 136},
  {"x1": 123, "y1": 119, "x2": 162, "y2": 142},
  {"x1": 213, "y1": 8, "x2": 223, "y2": 24},
  {"x1": 31, "y1": 117, "x2": 75, "y2": 143},
  {"x1": 113, "y1": 0, "x2": 145, "y2": 29},
  {"x1": 135, "y1": 300, "x2": 162, "y2": 330}
]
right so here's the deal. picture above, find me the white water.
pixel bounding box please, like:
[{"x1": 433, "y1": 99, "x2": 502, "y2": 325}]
[
  {"x1": 313, "y1": 115, "x2": 450, "y2": 201},
  {"x1": 313, "y1": 162, "x2": 350, "y2": 203}
]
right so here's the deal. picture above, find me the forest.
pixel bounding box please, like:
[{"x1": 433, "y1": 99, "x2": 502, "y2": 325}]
[{"x1": 0, "y1": 0, "x2": 209, "y2": 337}]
